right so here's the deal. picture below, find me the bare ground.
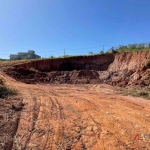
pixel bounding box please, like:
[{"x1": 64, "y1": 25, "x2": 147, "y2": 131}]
[{"x1": 0, "y1": 71, "x2": 150, "y2": 150}]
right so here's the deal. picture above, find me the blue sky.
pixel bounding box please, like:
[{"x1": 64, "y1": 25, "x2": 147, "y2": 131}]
[{"x1": 0, "y1": 0, "x2": 150, "y2": 59}]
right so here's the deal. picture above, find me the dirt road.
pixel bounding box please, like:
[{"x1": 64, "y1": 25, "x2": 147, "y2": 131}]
[{"x1": 1, "y1": 72, "x2": 150, "y2": 150}]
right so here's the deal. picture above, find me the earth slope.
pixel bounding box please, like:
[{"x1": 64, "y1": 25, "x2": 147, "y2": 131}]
[{"x1": 4, "y1": 50, "x2": 150, "y2": 88}]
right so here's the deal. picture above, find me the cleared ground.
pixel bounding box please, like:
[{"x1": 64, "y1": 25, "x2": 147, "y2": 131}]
[{"x1": 0, "y1": 71, "x2": 150, "y2": 150}]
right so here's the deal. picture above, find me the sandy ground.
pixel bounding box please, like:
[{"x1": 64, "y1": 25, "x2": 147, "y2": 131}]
[{"x1": 0, "y1": 71, "x2": 150, "y2": 150}]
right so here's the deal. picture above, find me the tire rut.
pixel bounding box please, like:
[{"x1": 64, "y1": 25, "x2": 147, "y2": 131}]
[{"x1": 2, "y1": 80, "x2": 149, "y2": 149}]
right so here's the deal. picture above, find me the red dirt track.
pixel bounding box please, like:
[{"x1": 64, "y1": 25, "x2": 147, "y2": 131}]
[{"x1": 0, "y1": 72, "x2": 150, "y2": 150}]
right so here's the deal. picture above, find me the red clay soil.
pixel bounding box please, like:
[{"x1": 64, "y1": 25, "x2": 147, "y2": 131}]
[
  {"x1": 0, "y1": 71, "x2": 150, "y2": 149},
  {"x1": 4, "y1": 66, "x2": 150, "y2": 88},
  {"x1": 107, "y1": 50, "x2": 150, "y2": 88},
  {"x1": 13, "y1": 54, "x2": 114, "y2": 72},
  {"x1": 4, "y1": 67, "x2": 101, "y2": 84},
  {"x1": 0, "y1": 51, "x2": 150, "y2": 149},
  {"x1": 0, "y1": 95, "x2": 23, "y2": 150}
]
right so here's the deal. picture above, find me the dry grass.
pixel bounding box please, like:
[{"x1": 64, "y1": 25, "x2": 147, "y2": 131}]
[
  {"x1": 116, "y1": 87, "x2": 150, "y2": 100},
  {"x1": 0, "y1": 78, "x2": 18, "y2": 99}
]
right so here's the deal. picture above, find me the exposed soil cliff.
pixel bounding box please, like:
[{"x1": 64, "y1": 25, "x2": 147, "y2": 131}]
[
  {"x1": 107, "y1": 50, "x2": 150, "y2": 88},
  {"x1": 108, "y1": 50, "x2": 150, "y2": 72},
  {"x1": 3, "y1": 50, "x2": 150, "y2": 88},
  {"x1": 14, "y1": 54, "x2": 114, "y2": 72}
]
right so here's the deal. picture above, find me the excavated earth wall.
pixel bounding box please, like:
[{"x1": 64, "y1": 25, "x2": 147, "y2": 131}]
[
  {"x1": 4, "y1": 50, "x2": 150, "y2": 88},
  {"x1": 13, "y1": 54, "x2": 114, "y2": 71},
  {"x1": 107, "y1": 50, "x2": 150, "y2": 88}
]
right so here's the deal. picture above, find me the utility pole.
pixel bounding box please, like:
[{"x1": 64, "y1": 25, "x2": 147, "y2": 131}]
[{"x1": 64, "y1": 48, "x2": 65, "y2": 57}]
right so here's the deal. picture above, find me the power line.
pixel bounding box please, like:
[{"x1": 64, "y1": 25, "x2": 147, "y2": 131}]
[
  {"x1": 0, "y1": 44, "x2": 120, "y2": 56},
  {"x1": 66, "y1": 46, "x2": 103, "y2": 50}
]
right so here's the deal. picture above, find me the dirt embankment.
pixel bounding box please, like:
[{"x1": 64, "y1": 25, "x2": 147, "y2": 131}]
[
  {"x1": 14, "y1": 54, "x2": 114, "y2": 72},
  {"x1": 3, "y1": 54, "x2": 114, "y2": 84},
  {"x1": 108, "y1": 50, "x2": 150, "y2": 72},
  {"x1": 3, "y1": 50, "x2": 150, "y2": 88},
  {"x1": 107, "y1": 50, "x2": 150, "y2": 88}
]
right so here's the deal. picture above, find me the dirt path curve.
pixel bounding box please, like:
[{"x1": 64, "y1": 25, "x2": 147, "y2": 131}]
[{"x1": 0, "y1": 72, "x2": 150, "y2": 150}]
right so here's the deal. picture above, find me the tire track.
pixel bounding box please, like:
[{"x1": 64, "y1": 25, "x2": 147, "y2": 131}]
[{"x1": 1, "y1": 70, "x2": 150, "y2": 149}]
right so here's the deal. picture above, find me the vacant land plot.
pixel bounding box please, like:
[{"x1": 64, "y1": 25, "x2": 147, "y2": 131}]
[
  {"x1": 0, "y1": 71, "x2": 150, "y2": 150},
  {"x1": 0, "y1": 51, "x2": 150, "y2": 149}
]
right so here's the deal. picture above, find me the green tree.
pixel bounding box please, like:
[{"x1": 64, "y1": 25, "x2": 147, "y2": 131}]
[
  {"x1": 50, "y1": 55, "x2": 54, "y2": 59},
  {"x1": 138, "y1": 43, "x2": 145, "y2": 50},
  {"x1": 128, "y1": 44, "x2": 137, "y2": 49},
  {"x1": 88, "y1": 52, "x2": 93, "y2": 55}
]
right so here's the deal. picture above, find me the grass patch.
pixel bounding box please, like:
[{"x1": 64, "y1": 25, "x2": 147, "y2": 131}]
[
  {"x1": 0, "y1": 78, "x2": 18, "y2": 99},
  {"x1": 116, "y1": 87, "x2": 150, "y2": 100}
]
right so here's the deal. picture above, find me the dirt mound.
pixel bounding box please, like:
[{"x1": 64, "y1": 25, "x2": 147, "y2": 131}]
[
  {"x1": 4, "y1": 67, "x2": 101, "y2": 84},
  {"x1": 48, "y1": 70, "x2": 100, "y2": 84},
  {"x1": 111, "y1": 67, "x2": 150, "y2": 88},
  {"x1": 98, "y1": 66, "x2": 150, "y2": 88},
  {"x1": 5, "y1": 66, "x2": 149, "y2": 88}
]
